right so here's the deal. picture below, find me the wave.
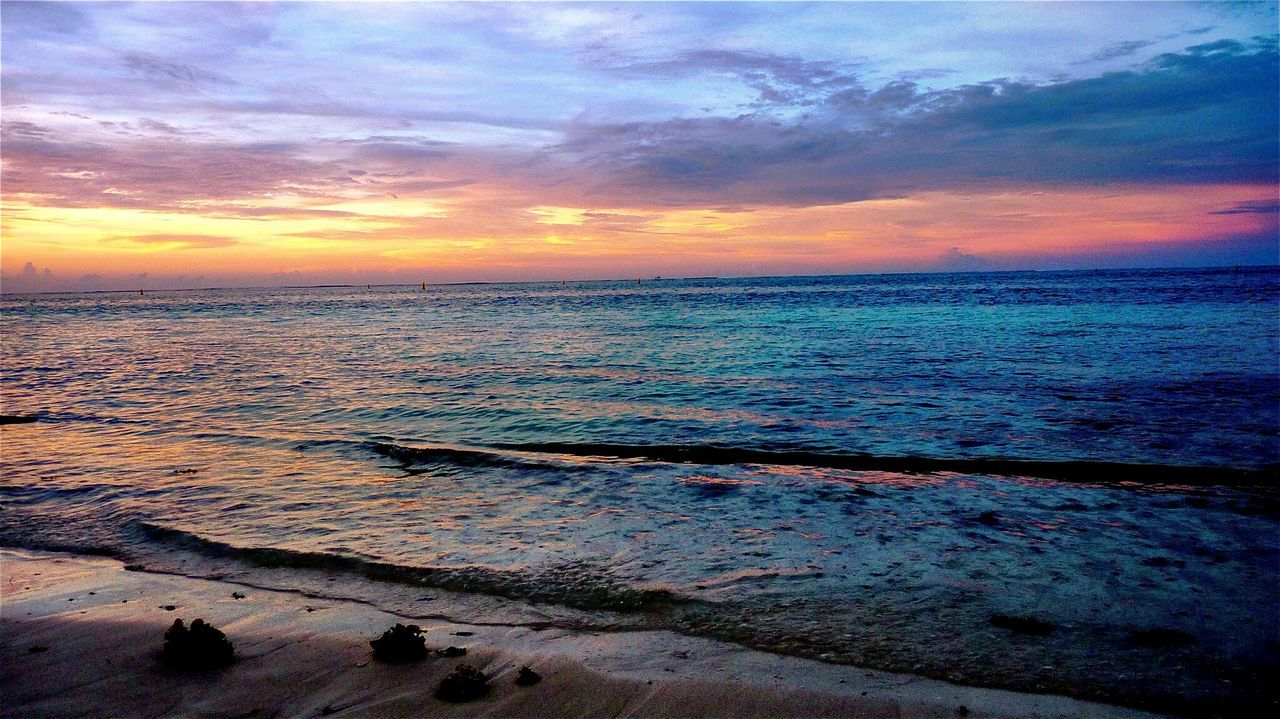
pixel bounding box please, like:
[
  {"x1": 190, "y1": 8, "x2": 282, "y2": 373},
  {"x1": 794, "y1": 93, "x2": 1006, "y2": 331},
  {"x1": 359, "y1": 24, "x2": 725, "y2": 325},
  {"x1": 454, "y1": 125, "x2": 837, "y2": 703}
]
[
  {"x1": 362, "y1": 441, "x2": 585, "y2": 473},
  {"x1": 134, "y1": 521, "x2": 683, "y2": 613},
  {"x1": 491, "y1": 442, "x2": 1280, "y2": 486}
]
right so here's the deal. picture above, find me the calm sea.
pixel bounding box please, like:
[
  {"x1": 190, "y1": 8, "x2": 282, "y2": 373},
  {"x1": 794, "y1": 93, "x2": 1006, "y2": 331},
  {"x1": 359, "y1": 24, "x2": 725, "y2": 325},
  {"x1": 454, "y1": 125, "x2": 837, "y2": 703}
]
[{"x1": 2, "y1": 266, "x2": 1278, "y2": 711}]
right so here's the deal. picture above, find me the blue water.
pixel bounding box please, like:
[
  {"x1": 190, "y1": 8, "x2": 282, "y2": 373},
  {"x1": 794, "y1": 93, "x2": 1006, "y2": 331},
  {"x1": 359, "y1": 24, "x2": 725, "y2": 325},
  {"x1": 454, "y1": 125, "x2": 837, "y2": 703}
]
[
  {"x1": 4, "y1": 267, "x2": 1277, "y2": 466},
  {"x1": 2, "y1": 266, "x2": 1278, "y2": 711}
]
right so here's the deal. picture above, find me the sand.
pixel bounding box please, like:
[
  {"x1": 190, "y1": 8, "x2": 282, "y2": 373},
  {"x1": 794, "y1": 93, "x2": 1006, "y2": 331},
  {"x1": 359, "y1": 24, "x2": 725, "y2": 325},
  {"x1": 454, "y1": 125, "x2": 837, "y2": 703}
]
[{"x1": 1, "y1": 548, "x2": 1167, "y2": 719}]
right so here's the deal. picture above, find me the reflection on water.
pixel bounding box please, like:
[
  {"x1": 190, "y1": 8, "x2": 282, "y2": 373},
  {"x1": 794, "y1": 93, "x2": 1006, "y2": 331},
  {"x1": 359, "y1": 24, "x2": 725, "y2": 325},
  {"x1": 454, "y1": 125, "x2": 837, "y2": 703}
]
[{"x1": 3, "y1": 268, "x2": 1277, "y2": 466}]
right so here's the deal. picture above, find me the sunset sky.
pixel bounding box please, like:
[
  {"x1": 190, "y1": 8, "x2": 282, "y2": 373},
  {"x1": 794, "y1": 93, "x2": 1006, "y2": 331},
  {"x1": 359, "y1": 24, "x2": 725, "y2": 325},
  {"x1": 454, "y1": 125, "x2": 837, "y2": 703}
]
[{"x1": 2, "y1": 0, "x2": 1277, "y2": 292}]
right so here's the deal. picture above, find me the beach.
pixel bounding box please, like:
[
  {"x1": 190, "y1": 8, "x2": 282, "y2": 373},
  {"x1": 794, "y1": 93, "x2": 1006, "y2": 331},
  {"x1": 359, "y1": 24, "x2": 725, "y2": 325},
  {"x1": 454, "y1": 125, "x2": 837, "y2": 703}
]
[{"x1": 2, "y1": 548, "x2": 1167, "y2": 719}]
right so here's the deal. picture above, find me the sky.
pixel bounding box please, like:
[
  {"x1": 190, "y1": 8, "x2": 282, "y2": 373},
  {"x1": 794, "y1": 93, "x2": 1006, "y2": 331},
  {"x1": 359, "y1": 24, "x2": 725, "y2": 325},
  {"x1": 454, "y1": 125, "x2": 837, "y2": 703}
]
[{"x1": 2, "y1": 1, "x2": 1277, "y2": 292}]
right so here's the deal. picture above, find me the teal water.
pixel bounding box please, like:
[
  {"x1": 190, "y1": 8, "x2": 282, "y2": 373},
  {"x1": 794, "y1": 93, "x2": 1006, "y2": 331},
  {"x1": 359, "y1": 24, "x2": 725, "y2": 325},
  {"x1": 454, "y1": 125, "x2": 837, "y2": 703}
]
[
  {"x1": 5, "y1": 267, "x2": 1277, "y2": 467},
  {"x1": 2, "y1": 266, "x2": 1278, "y2": 712}
]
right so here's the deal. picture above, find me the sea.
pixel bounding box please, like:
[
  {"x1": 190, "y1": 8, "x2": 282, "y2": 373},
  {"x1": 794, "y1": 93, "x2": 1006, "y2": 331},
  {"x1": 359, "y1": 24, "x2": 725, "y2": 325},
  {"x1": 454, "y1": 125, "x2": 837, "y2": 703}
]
[{"x1": 2, "y1": 266, "x2": 1278, "y2": 713}]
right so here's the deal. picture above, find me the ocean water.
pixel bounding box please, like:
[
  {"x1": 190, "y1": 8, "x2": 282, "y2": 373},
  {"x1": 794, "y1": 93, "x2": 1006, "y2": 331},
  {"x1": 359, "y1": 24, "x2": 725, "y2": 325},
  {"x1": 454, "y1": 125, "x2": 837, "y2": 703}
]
[{"x1": 2, "y1": 267, "x2": 1278, "y2": 712}]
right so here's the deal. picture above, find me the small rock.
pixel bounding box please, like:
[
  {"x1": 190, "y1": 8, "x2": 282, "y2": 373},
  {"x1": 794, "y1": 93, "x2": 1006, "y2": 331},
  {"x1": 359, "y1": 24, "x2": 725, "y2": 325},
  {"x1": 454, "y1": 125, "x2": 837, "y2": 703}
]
[
  {"x1": 451, "y1": 631, "x2": 474, "y2": 636},
  {"x1": 28, "y1": 645, "x2": 48, "y2": 654},
  {"x1": 162, "y1": 618, "x2": 235, "y2": 670},
  {"x1": 515, "y1": 665, "x2": 541, "y2": 686},
  {"x1": 370, "y1": 623, "x2": 427, "y2": 662},
  {"x1": 956, "y1": 706, "x2": 970, "y2": 717},
  {"x1": 435, "y1": 663, "x2": 489, "y2": 702},
  {"x1": 437, "y1": 646, "x2": 467, "y2": 658},
  {"x1": 232, "y1": 592, "x2": 246, "y2": 600},
  {"x1": 162, "y1": 605, "x2": 177, "y2": 611}
]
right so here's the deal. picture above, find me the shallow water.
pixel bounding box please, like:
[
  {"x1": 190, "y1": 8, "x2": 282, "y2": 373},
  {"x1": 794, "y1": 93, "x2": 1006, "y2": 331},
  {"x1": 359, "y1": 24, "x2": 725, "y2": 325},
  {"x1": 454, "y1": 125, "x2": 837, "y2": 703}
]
[{"x1": 2, "y1": 267, "x2": 1278, "y2": 712}]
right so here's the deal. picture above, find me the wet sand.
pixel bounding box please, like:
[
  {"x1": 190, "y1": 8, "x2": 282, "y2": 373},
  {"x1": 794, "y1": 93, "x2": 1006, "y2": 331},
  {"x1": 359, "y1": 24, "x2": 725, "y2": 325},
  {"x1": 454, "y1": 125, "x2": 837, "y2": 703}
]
[{"x1": 0, "y1": 548, "x2": 1166, "y2": 719}]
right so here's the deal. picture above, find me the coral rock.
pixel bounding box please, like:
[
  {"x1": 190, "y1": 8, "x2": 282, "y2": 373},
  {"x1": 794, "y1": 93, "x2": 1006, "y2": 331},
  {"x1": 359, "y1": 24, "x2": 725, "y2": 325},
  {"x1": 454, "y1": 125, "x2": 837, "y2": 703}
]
[
  {"x1": 370, "y1": 623, "x2": 427, "y2": 662},
  {"x1": 515, "y1": 665, "x2": 542, "y2": 686},
  {"x1": 162, "y1": 618, "x2": 235, "y2": 670},
  {"x1": 435, "y1": 663, "x2": 490, "y2": 702}
]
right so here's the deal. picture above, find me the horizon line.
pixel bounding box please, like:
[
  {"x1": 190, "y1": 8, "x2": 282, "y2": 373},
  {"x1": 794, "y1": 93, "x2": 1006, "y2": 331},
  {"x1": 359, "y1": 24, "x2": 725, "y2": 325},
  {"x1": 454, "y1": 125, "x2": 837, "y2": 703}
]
[{"x1": 2, "y1": 262, "x2": 1275, "y2": 297}]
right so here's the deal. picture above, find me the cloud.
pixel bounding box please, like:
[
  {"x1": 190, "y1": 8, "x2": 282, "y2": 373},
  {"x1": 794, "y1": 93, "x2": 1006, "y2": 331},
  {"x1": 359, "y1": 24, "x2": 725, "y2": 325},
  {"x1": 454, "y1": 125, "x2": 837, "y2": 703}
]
[
  {"x1": 103, "y1": 234, "x2": 239, "y2": 250},
  {"x1": 589, "y1": 49, "x2": 863, "y2": 108},
  {"x1": 2, "y1": 120, "x2": 50, "y2": 139},
  {"x1": 2, "y1": 261, "x2": 56, "y2": 293},
  {"x1": 0, "y1": 1, "x2": 89, "y2": 37},
  {"x1": 1209, "y1": 199, "x2": 1280, "y2": 215},
  {"x1": 547, "y1": 43, "x2": 1279, "y2": 206},
  {"x1": 939, "y1": 248, "x2": 988, "y2": 272},
  {"x1": 1076, "y1": 39, "x2": 1157, "y2": 64},
  {"x1": 206, "y1": 97, "x2": 558, "y2": 133},
  {"x1": 122, "y1": 52, "x2": 234, "y2": 86},
  {"x1": 0, "y1": 122, "x2": 375, "y2": 210},
  {"x1": 137, "y1": 118, "x2": 183, "y2": 135}
]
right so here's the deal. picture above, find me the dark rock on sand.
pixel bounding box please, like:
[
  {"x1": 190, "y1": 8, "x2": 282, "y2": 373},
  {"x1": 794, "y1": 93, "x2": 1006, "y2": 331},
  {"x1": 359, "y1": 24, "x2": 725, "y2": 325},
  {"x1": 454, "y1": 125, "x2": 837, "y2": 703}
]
[
  {"x1": 1130, "y1": 627, "x2": 1194, "y2": 647},
  {"x1": 28, "y1": 645, "x2": 48, "y2": 654},
  {"x1": 0, "y1": 415, "x2": 38, "y2": 425},
  {"x1": 515, "y1": 666, "x2": 542, "y2": 686},
  {"x1": 163, "y1": 618, "x2": 235, "y2": 670},
  {"x1": 437, "y1": 645, "x2": 467, "y2": 658},
  {"x1": 370, "y1": 623, "x2": 428, "y2": 662},
  {"x1": 990, "y1": 613, "x2": 1055, "y2": 636},
  {"x1": 435, "y1": 663, "x2": 490, "y2": 702}
]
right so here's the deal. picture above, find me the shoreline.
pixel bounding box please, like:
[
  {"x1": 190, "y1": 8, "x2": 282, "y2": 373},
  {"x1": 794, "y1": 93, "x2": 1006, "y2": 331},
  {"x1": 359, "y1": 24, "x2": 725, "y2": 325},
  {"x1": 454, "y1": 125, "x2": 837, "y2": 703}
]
[{"x1": 1, "y1": 548, "x2": 1167, "y2": 719}]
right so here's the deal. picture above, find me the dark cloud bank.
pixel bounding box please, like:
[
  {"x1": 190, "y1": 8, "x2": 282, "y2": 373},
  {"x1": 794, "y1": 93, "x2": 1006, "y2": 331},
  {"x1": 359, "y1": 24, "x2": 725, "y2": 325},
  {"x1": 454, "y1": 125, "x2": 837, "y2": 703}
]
[{"x1": 557, "y1": 40, "x2": 1279, "y2": 206}]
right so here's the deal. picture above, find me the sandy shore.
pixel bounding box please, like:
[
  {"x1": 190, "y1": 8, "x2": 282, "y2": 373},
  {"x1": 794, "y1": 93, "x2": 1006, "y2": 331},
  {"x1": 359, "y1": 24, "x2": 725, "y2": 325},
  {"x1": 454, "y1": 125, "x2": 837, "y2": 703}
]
[{"x1": 1, "y1": 548, "x2": 1166, "y2": 719}]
